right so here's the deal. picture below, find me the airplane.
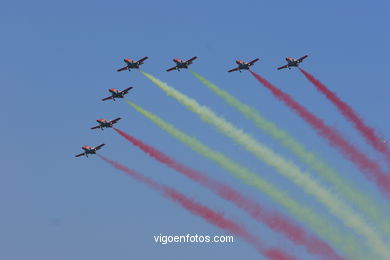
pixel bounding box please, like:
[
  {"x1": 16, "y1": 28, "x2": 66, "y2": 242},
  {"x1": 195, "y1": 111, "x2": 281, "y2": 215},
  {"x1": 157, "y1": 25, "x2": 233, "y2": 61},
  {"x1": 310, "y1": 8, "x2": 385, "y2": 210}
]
[
  {"x1": 91, "y1": 118, "x2": 121, "y2": 130},
  {"x1": 117, "y1": 57, "x2": 148, "y2": 72},
  {"x1": 166, "y1": 56, "x2": 197, "y2": 72},
  {"x1": 228, "y1": 58, "x2": 260, "y2": 72},
  {"x1": 102, "y1": 87, "x2": 133, "y2": 101},
  {"x1": 75, "y1": 144, "x2": 105, "y2": 158},
  {"x1": 277, "y1": 55, "x2": 308, "y2": 70}
]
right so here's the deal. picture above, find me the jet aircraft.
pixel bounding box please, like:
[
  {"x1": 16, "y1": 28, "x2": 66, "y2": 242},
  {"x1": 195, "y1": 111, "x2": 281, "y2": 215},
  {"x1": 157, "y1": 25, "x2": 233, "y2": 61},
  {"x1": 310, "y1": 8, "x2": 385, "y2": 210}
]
[
  {"x1": 117, "y1": 57, "x2": 148, "y2": 72},
  {"x1": 228, "y1": 58, "x2": 260, "y2": 72},
  {"x1": 166, "y1": 57, "x2": 197, "y2": 71},
  {"x1": 277, "y1": 55, "x2": 308, "y2": 70},
  {"x1": 102, "y1": 87, "x2": 133, "y2": 101},
  {"x1": 91, "y1": 118, "x2": 121, "y2": 130},
  {"x1": 75, "y1": 144, "x2": 105, "y2": 158}
]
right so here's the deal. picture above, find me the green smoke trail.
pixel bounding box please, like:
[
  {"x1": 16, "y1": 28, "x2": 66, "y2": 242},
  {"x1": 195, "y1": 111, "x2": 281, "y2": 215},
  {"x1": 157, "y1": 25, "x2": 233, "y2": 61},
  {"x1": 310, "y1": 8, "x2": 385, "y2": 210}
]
[
  {"x1": 191, "y1": 71, "x2": 390, "y2": 237},
  {"x1": 127, "y1": 100, "x2": 373, "y2": 260},
  {"x1": 140, "y1": 71, "x2": 390, "y2": 259}
]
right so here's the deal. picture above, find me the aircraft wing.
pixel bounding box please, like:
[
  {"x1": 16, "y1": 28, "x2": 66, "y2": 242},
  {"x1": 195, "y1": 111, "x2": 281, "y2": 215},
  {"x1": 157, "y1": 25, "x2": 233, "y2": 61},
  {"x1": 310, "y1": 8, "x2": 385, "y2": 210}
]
[
  {"x1": 75, "y1": 152, "x2": 85, "y2": 157},
  {"x1": 186, "y1": 56, "x2": 197, "y2": 63},
  {"x1": 117, "y1": 66, "x2": 128, "y2": 72},
  {"x1": 166, "y1": 66, "x2": 177, "y2": 72},
  {"x1": 277, "y1": 65, "x2": 289, "y2": 70},
  {"x1": 90, "y1": 126, "x2": 100, "y2": 130},
  {"x1": 122, "y1": 86, "x2": 133, "y2": 94},
  {"x1": 297, "y1": 55, "x2": 308, "y2": 62},
  {"x1": 111, "y1": 117, "x2": 121, "y2": 124},
  {"x1": 228, "y1": 67, "x2": 239, "y2": 73},
  {"x1": 248, "y1": 58, "x2": 259, "y2": 65},
  {"x1": 102, "y1": 96, "x2": 113, "y2": 101},
  {"x1": 137, "y1": 56, "x2": 148, "y2": 63},
  {"x1": 95, "y1": 144, "x2": 105, "y2": 150}
]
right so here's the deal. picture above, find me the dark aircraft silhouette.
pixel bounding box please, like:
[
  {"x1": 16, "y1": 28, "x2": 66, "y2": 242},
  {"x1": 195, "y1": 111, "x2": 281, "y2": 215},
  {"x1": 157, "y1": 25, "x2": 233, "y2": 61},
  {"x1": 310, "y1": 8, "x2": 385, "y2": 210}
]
[
  {"x1": 102, "y1": 87, "x2": 133, "y2": 101},
  {"x1": 166, "y1": 57, "x2": 197, "y2": 71},
  {"x1": 75, "y1": 144, "x2": 105, "y2": 158},
  {"x1": 117, "y1": 57, "x2": 148, "y2": 72},
  {"x1": 277, "y1": 55, "x2": 308, "y2": 70},
  {"x1": 90, "y1": 118, "x2": 121, "y2": 130},
  {"x1": 228, "y1": 58, "x2": 260, "y2": 72}
]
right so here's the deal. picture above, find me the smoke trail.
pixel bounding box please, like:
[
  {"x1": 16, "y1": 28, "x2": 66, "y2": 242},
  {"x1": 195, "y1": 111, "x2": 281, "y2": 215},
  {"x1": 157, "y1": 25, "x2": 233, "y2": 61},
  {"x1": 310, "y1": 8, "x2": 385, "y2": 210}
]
[
  {"x1": 114, "y1": 127, "x2": 344, "y2": 260},
  {"x1": 127, "y1": 100, "x2": 372, "y2": 260},
  {"x1": 98, "y1": 154, "x2": 296, "y2": 260},
  {"x1": 299, "y1": 68, "x2": 390, "y2": 166},
  {"x1": 141, "y1": 71, "x2": 390, "y2": 259},
  {"x1": 191, "y1": 71, "x2": 390, "y2": 236},
  {"x1": 250, "y1": 70, "x2": 390, "y2": 200}
]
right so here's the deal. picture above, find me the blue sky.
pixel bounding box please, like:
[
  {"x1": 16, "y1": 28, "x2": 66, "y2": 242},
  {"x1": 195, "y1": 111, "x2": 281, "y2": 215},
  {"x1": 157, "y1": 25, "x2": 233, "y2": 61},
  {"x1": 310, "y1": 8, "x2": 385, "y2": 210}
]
[{"x1": 1, "y1": 1, "x2": 389, "y2": 259}]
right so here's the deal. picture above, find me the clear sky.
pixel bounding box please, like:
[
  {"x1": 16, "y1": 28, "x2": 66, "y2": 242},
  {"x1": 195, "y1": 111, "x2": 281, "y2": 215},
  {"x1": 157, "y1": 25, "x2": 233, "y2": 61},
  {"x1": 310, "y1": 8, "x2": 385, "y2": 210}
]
[{"x1": 1, "y1": 1, "x2": 389, "y2": 259}]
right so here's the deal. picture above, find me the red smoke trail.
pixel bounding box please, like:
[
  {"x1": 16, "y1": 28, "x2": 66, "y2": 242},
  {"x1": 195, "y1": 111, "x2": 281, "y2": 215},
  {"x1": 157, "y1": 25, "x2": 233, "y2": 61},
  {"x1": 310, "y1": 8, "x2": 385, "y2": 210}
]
[
  {"x1": 114, "y1": 128, "x2": 344, "y2": 260},
  {"x1": 98, "y1": 154, "x2": 296, "y2": 260},
  {"x1": 250, "y1": 70, "x2": 390, "y2": 200},
  {"x1": 299, "y1": 68, "x2": 390, "y2": 166}
]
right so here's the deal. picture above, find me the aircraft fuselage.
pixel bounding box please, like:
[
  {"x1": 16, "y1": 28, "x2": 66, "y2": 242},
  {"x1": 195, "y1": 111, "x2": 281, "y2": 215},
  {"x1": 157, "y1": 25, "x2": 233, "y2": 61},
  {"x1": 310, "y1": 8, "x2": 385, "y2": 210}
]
[
  {"x1": 125, "y1": 62, "x2": 140, "y2": 69},
  {"x1": 97, "y1": 120, "x2": 113, "y2": 128},
  {"x1": 286, "y1": 58, "x2": 300, "y2": 68},
  {"x1": 82, "y1": 146, "x2": 97, "y2": 156},
  {"x1": 237, "y1": 62, "x2": 250, "y2": 70},
  {"x1": 173, "y1": 59, "x2": 189, "y2": 70},
  {"x1": 109, "y1": 89, "x2": 125, "y2": 99},
  {"x1": 234, "y1": 60, "x2": 251, "y2": 72}
]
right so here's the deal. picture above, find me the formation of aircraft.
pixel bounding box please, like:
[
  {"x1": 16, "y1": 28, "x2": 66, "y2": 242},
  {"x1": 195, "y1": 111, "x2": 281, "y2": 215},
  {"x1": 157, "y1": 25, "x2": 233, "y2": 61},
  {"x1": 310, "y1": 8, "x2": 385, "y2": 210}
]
[
  {"x1": 102, "y1": 87, "x2": 133, "y2": 101},
  {"x1": 117, "y1": 57, "x2": 148, "y2": 72},
  {"x1": 166, "y1": 57, "x2": 197, "y2": 72},
  {"x1": 75, "y1": 144, "x2": 105, "y2": 158},
  {"x1": 75, "y1": 55, "x2": 310, "y2": 157},
  {"x1": 277, "y1": 55, "x2": 308, "y2": 70},
  {"x1": 228, "y1": 58, "x2": 260, "y2": 72},
  {"x1": 113, "y1": 55, "x2": 310, "y2": 72},
  {"x1": 91, "y1": 118, "x2": 121, "y2": 130}
]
